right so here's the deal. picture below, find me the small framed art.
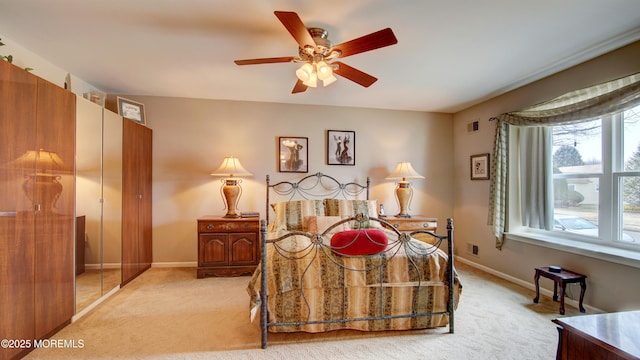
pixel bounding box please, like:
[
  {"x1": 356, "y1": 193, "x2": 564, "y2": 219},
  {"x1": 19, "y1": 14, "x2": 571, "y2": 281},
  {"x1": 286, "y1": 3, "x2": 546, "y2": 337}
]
[
  {"x1": 470, "y1": 153, "x2": 490, "y2": 180},
  {"x1": 117, "y1": 96, "x2": 146, "y2": 125},
  {"x1": 327, "y1": 130, "x2": 355, "y2": 166},
  {"x1": 279, "y1": 137, "x2": 308, "y2": 173}
]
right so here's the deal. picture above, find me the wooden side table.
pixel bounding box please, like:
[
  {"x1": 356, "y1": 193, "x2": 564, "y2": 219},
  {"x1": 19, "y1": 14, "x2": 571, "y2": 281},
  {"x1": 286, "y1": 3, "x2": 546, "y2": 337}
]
[
  {"x1": 533, "y1": 266, "x2": 586, "y2": 315},
  {"x1": 382, "y1": 216, "x2": 438, "y2": 244},
  {"x1": 197, "y1": 216, "x2": 259, "y2": 278}
]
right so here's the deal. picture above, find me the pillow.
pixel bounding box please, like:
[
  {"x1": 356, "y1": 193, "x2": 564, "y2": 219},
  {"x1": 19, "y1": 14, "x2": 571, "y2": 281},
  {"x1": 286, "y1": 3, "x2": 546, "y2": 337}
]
[
  {"x1": 324, "y1": 199, "x2": 382, "y2": 229},
  {"x1": 270, "y1": 200, "x2": 326, "y2": 231},
  {"x1": 304, "y1": 216, "x2": 351, "y2": 234},
  {"x1": 330, "y1": 229, "x2": 388, "y2": 256}
]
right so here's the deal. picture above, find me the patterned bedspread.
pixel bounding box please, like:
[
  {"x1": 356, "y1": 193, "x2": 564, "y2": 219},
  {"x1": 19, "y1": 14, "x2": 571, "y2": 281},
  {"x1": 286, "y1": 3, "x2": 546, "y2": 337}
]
[{"x1": 247, "y1": 228, "x2": 462, "y2": 333}]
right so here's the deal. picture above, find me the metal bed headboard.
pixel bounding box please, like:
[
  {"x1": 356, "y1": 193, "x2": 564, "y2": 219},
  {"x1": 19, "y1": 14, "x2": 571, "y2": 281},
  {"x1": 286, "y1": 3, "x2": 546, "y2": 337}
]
[{"x1": 265, "y1": 172, "x2": 370, "y2": 225}]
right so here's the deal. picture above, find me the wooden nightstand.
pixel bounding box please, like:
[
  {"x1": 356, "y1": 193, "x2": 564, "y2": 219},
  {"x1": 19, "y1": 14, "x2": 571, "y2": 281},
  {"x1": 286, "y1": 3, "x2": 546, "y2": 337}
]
[
  {"x1": 383, "y1": 216, "x2": 438, "y2": 244},
  {"x1": 197, "y1": 216, "x2": 259, "y2": 278}
]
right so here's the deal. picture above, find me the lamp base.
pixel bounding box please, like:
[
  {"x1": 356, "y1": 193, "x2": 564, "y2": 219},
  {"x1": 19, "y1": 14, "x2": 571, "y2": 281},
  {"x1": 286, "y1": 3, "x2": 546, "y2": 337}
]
[
  {"x1": 23, "y1": 173, "x2": 62, "y2": 212},
  {"x1": 394, "y1": 181, "x2": 412, "y2": 219},
  {"x1": 221, "y1": 178, "x2": 241, "y2": 218}
]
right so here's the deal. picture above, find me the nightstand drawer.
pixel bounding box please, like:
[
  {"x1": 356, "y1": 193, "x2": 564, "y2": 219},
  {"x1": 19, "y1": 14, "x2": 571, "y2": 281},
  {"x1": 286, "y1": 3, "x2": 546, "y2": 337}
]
[
  {"x1": 198, "y1": 219, "x2": 259, "y2": 233},
  {"x1": 387, "y1": 219, "x2": 437, "y2": 231}
]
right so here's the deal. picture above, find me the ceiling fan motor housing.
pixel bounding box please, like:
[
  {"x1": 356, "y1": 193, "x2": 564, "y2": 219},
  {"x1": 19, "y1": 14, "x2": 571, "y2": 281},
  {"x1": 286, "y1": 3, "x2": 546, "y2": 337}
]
[{"x1": 299, "y1": 27, "x2": 336, "y2": 60}]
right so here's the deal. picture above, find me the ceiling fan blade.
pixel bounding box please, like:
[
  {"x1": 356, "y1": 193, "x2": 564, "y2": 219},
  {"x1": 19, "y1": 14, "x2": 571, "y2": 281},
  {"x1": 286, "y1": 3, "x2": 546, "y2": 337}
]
[
  {"x1": 330, "y1": 28, "x2": 398, "y2": 58},
  {"x1": 274, "y1": 11, "x2": 316, "y2": 49},
  {"x1": 333, "y1": 62, "x2": 378, "y2": 87},
  {"x1": 292, "y1": 79, "x2": 308, "y2": 94},
  {"x1": 234, "y1": 56, "x2": 296, "y2": 65}
]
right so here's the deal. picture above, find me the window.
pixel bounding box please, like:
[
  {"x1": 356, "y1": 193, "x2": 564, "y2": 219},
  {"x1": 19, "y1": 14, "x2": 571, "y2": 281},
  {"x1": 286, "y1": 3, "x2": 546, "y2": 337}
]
[
  {"x1": 547, "y1": 105, "x2": 640, "y2": 247},
  {"x1": 490, "y1": 72, "x2": 640, "y2": 253}
]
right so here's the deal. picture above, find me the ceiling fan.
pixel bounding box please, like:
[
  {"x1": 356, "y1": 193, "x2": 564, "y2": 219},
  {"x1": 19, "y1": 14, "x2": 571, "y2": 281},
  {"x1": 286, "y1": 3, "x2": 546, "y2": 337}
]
[{"x1": 234, "y1": 11, "x2": 398, "y2": 93}]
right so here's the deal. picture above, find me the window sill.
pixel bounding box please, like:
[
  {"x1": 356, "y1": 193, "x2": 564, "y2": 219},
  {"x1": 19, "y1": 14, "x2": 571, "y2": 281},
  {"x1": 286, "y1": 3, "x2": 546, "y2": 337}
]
[{"x1": 506, "y1": 230, "x2": 640, "y2": 269}]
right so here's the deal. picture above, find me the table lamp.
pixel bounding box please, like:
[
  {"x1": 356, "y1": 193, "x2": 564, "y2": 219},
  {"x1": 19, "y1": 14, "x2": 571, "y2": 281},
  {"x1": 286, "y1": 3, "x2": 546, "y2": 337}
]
[
  {"x1": 385, "y1": 161, "x2": 424, "y2": 218},
  {"x1": 210, "y1": 156, "x2": 252, "y2": 218},
  {"x1": 12, "y1": 149, "x2": 66, "y2": 212}
]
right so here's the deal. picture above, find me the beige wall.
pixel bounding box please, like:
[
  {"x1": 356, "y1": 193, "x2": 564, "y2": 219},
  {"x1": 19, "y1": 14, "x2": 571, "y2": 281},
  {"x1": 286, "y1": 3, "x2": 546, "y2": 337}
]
[
  {"x1": 129, "y1": 96, "x2": 453, "y2": 264},
  {"x1": 452, "y1": 40, "x2": 640, "y2": 312},
  {"x1": 0, "y1": 36, "x2": 100, "y2": 98}
]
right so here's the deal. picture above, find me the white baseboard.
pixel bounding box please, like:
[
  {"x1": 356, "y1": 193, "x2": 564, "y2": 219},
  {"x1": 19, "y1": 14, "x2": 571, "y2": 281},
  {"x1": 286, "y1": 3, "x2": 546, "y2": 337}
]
[
  {"x1": 151, "y1": 261, "x2": 197, "y2": 268},
  {"x1": 455, "y1": 256, "x2": 602, "y2": 313}
]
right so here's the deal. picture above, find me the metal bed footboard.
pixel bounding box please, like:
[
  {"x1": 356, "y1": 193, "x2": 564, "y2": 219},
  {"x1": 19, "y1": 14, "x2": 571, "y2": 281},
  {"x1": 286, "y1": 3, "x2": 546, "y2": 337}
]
[{"x1": 259, "y1": 214, "x2": 455, "y2": 349}]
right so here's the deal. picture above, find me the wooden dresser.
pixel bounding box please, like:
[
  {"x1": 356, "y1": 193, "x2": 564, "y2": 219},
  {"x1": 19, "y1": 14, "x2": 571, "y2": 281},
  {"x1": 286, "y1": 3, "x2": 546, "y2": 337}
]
[
  {"x1": 552, "y1": 311, "x2": 640, "y2": 360},
  {"x1": 197, "y1": 216, "x2": 260, "y2": 278}
]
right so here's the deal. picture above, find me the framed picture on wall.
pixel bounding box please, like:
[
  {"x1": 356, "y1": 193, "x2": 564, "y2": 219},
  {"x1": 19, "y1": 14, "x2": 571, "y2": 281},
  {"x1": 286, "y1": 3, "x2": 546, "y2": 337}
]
[
  {"x1": 327, "y1": 130, "x2": 355, "y2": 165},
  {"x1": 278, "y1": 137, "x2": 308, "y2": 173},
  {"x1": 470, "y1": 153, "x2": 490, "y2": 180},
  {"x1": 117, "y1": 96, "x2": 146, "y2": 125}
]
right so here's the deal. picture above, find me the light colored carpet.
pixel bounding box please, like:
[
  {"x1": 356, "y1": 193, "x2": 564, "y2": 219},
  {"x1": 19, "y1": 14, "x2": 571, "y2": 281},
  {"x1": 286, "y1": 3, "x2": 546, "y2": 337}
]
[{"x1": 25, "y1": 262, "x2": 583, "y2": 359}]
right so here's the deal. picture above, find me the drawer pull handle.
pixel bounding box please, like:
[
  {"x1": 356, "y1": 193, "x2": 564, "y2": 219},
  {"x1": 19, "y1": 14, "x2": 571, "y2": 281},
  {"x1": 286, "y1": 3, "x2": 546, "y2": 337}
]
[
  {"x1": 243, "y1": 224, "x2": 249, "y2": 229},
  {"x1": 206, "y1": 224, "x2": 214, "y2": 230},
  {"x1": 393, "y1": 223, "x2": 399, "y2": 228}
]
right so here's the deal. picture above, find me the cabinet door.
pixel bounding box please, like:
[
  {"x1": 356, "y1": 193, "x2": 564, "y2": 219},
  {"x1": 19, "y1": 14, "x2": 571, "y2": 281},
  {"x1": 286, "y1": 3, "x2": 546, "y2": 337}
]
[
  {"x1": 33, "y1": 78, "x2": 75, "y2": 339},
  {"x1": 122, "y1": 120, "x2": 152, "y2": 285},
  {"x1": 122, "y1": 119, "x2": 140, "y2": 283},
  {"x1": 199, "y1": 234, "x2": 229, "y2": 266},
  {"x1": 138, "y1": 125, "x2": 152, "y2": 271},
  {"x1": 0, "y1": 60, "x2": 37, "y2": 360},
  {"x1": 229, "y1": 233, "x2": 258, "y2": 266}
]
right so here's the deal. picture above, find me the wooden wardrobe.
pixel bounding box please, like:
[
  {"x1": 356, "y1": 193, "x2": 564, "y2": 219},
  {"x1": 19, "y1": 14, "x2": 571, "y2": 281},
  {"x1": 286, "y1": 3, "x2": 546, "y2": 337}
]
[{"x1": 0, "y1": 61, "x2": 76, "y2": 360}]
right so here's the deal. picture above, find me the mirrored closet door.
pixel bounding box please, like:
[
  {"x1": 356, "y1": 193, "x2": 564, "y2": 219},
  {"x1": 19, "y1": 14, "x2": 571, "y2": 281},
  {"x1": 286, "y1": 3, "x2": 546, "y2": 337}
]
[{"x1": 75, "y1": 97, "x2": 123, "y2": 313}]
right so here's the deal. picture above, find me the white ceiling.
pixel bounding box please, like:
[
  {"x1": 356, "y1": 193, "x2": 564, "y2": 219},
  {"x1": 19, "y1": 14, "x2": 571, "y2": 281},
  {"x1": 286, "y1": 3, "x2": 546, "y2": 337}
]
[{"x1": 1, "y1": 0, "x2": 640, "y2": 113}]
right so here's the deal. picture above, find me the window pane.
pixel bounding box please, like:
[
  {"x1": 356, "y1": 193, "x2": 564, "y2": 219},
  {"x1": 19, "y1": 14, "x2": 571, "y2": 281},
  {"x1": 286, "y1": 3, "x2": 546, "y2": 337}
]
[
  {"x1": 553, "y1": 119, "x2": 602, "y2": 172},
  {"x1": 624, "y1": 105, "x2": 640, "y2": 172},
  {"x1": 622, "y1": 176, "x2": 640, "y2": 244},
  {"x1": 552, "y1": 120, "x2": 602, "y2": 240},
  {"x1": 553, "y1": 176, "x2": 600, "y2": 239}
]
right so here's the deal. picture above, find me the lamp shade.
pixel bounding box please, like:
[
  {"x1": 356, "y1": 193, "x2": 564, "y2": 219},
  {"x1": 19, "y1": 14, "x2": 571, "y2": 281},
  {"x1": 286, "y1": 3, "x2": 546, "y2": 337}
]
[
  {"x1": 210, "y1": 156, "x2": 252, "y2": 177},
  {"x1": 12, "y1": 149, "x2": 66, "y2": 172},
  {"x1": 385, "y1": 162, "x2": 424, "y2": 181}
]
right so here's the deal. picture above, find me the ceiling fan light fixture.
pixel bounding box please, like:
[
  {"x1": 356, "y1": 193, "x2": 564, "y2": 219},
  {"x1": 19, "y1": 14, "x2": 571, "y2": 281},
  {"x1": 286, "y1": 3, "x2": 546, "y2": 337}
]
[
  {"x1": 295, "y1": 62, "x2": 315, "y2": 82},
  {"x1": 303, "y1": 71, "x2": 318, "y2": 87},
  {"x1": 316, "y1": 60, "x2": 333, "y2": 80},
  {"x1": 322, "y1": 73, "x2": 337, "y2": 87}
]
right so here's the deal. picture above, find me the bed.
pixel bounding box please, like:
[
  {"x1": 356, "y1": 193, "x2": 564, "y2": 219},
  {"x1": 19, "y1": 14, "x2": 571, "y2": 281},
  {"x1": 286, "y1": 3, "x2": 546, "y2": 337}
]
[{"x1": 247, "y1": 173, "x2": 461, "y2": 348}]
